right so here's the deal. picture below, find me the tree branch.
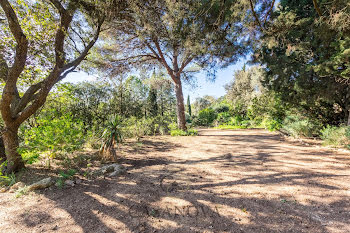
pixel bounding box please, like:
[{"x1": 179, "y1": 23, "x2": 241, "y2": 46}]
[
  {"x1": 178, "y1": 55, "x2": 194, "y2": 74},
  {"x1": 0, "y1": 0, "x2": 28, "y2": 123},
  {"x1": 263, "y1": 0, "x2": 275, "y2": 26},
  {"x1": 145, "y1": 41, "x2": 161, "y2": 61},
  {"x1": 51, "y1": 0, "x2": 77, "y2": 68},
  {"x1": 12, "y1": 81, "x2": 44, "y2": 116},
  {"x1": 153, "y1": 38, "x2": 174, "y2": 77},
  {"x1": 312, "y1": 0, "x2": 322, "y2": 17},
  {"x1": 63, "y1": 18, "x2": 104, "y2": 71},
  {"x1": 249, "y1": 0, "x2": 263, "y2": 30},
  {"x1": 48, "y1": 0, "x2": 66, "y2": 16}
]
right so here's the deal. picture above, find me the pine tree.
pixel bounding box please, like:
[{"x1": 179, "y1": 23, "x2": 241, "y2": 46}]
[
  {"x1": 147, "y1": 88, "x2": 158, "y2": 117},
  {"x1": 97, "y1": 0, "x2": 248, "y2": 130},
  {"x1": 187, "y1": 95, "x2": 192, "y2": 117}
]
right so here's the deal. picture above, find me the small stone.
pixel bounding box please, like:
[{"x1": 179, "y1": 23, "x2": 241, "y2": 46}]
[
  {"x1": 27, "y1": 178, "x2": 53, "y2": 191},
  {"x1": 94, "y1": 164, "x2": 126, "y2": 177},
  {"x1": 64, "y1": 180, "x2": 75, "y2": 186}
]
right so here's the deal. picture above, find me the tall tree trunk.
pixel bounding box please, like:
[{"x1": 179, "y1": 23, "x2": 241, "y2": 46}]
[
  {"x1": 174, "y1": 78, "x2": 187, "y2": 130},
  {"x1": 347, "y1": 110, "x2": 350, "y2": 126},
  {"x1": 2, "y1": 126, "x2": 24, "y2": 173}
]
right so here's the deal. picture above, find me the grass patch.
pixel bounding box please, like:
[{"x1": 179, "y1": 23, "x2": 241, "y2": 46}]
[
  {"x1": 215, "y1": 125, "x2": 248, "y2": 130},
  {"x1": 170, "y1": 129, "x2": 198, "y2": 136}
]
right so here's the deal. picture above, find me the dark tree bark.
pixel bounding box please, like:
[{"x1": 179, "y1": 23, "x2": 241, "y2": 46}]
[{"x1": 174, "y1": 77, "x2": 187, "y2": 130}]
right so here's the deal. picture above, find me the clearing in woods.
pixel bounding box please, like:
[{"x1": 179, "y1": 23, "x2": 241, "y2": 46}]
[{"x1": 0, "y1": 129, "x2": 350, "y2": 233}]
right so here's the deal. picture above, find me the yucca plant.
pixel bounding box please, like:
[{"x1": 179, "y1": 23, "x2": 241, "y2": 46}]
[{"x1": 99, "y1": 115, "x2": 123, "y2": 161}]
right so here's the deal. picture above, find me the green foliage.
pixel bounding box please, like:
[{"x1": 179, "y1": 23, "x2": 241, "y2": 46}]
[
  {"x1": 59, "y1": 169, "x2": 77, "y2": 179},
  {"x1": 170, "y1": 129, "x2": 198, "y2": 136},
  {"x1": 321, "y1": 126, "x2": 350, "y2": 148},
  {"x1": 100, "y1": 116, "x2": 123, "y2": 160},
  {"x1": 0, "y1": 171, "x2": 16, "y2": 187},
  {"x1": 56, "y1": 169, "x2": 77, "y2": 188},
  {"x1": 147, "y1": 88, "x2": 158, "y2": 117},
  {"x1": 187, "y1": 95, "x2": 192, "y2": 117},
  {"x1": 216, "y1": 112, "x2": 232, "y2": 125},
  {"x1": 225, "y1": 66, "x2": 265, "y2": 115},
  {"x1": 195, "y1": 108, "x2": 217, "y2": 126},
  {"x1": 256, "y1": 0, "x2": 350, "y2": 125},
  {"x1": 213, "y1": 103, "x2": 230, "y2": 113},
  {"x1": 261, "y1": 118, "x2": 282, "y2": 131},
  {"x1": 282, "y1": 114, "x2": 322, "y2": 138},
  {"x1": 19, "y1": 113, "x2": 85, "y2": 163},
  {"x1": 123, "y1": 115, "x2": 174, "y2": 140},
  {"x1": 215, "y1": 125, "x2": 248, "y2": 130}
]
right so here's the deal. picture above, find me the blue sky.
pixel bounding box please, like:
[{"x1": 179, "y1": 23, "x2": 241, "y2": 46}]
[{"x1": 65, "y1": 59, "x2": 247, "y2": 100}]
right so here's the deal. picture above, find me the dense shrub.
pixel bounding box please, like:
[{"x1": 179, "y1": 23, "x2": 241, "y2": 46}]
[
  {"x1": 216, "y1": 112, "x2": 232, "y2": 125},
  {"x1": 19, "y1": 114, "x2": 86, "y2": 163},
  {"x1": 195, "y1": 108, "x2": 217, "y2": 126},
  {"x1": 321, "y1": 126, "x2": 350, "y2": 148},
  {"x1": 213, "y1": 103, "x2": 230, "y2": 113},
  {"x1": 122, "y1": 115, "x2": 174, "y2": 140},
  {"x1": 261, "y1": 118, "x2": 282, "y2": 131},
  {"x1": 281, "y1": 114, "x2": 322, "y2": 138}
]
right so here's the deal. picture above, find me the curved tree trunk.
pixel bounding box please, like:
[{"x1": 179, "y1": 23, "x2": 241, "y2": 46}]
[
  {"x1": 2, "y1": 126, "x2": 24, "y2": 173},
  {"x1": 174, "y1": 78, "x2": 187, "y2": 130}
]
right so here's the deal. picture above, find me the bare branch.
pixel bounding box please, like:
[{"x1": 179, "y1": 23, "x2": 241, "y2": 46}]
[
  {"x1": 249, "y1": 0, "x2": 263, "y2": 30},
  {"x1": 263, "y1": 0, "x2": 276, "y2": 26},
  {"x1": 111, "y1": 54, "x2": 158, "y2": 63},
  {"x1": 71, "y1": 26, "x2": 88, "y2": 47},
  {"x1": 63, "y1": 18, "x2": 104, "y2": 71},
  {"x1": 153, "y1": 38, "x2": 174, "y2": 77},
  {"x1": 312, "y1": 0, "x2": 322, "y2": 17},
  {"x1": 145, "y1": 41, "x2": 161, "y2": 61},
  {"x1": 178, "y1": 55, "x2": 194, "y2": 74}
]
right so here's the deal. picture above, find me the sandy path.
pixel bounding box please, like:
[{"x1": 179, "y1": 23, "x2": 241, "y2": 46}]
[{"x1": 0, "y1": 129, "x2": 350, "y2": 233}]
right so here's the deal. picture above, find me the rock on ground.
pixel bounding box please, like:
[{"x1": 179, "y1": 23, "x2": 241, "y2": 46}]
[
  {"x1": 27, "y1": 177, "x2": 53, "y2": 191},
  {"x1": 97, "y1": 164, "x2": 126, "y2": 177}
]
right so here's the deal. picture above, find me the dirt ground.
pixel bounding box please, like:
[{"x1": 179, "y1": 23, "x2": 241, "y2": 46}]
[{"x1": 1, "y1": 129, "x2": 350, "y2": 233}]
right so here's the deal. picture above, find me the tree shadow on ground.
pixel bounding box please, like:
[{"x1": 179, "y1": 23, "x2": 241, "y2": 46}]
[
  {"x1": 34, "y1": 168, "x2": 350, "y2": 233},
  {"x1": 10, "y1": 130, "x2": 350, "y2": 232}
]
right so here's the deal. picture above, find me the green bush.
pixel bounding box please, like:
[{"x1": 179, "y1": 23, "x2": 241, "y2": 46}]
[
  {"x1": 229, "y1": 115, "x2": 244, "y2": 126},
  {"x1": 321, "y1": 126, "x2": 350, "y2": 148},
  {"x1": 0, "y1": 171, "x2": 16, "y2": 187},
  {"x1": 196, "y1": 108, "x2": 217, "y2": 126},
  {"x1": 19, "y1": 114, "x2": 86, "y2": 163},
  {"x1": 213, "y1": 103, "x2": 230, "y2": 113},
  {"x1": 123, "y1": 115, "x2": 174, "y2": 139},
  {"x1": 216, "y1": 112, "x2": 232, "y2": 125},
  {"x1": 282, "y1": 115, "x2": 322, "y2": 138},
  {"x1": 261, "y1": 118, "x2": 282, "y2": 131},
  {"x1": 170, "y1": 129, "x2": 198, "y2": 136}
]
